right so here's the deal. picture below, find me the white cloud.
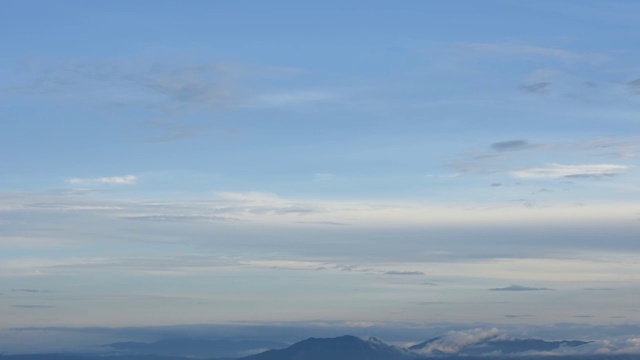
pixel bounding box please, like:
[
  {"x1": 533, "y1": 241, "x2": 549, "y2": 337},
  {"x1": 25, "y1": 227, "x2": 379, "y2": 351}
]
[
  {"x1": 510, "y1": 163, "x2": 629, "y2": 179},
  {"x1": 413, "y1": 328, "x2": 507, "y2": 355},
  {"x1": 214, "y1": 191, "x2": 284, "y2": 203},
  {"x1": 532, "y1": 337, "x2": 640, "y2": 356},
  {"x1": 66, "y1": 175, "x2": 137, "y2": 185}
]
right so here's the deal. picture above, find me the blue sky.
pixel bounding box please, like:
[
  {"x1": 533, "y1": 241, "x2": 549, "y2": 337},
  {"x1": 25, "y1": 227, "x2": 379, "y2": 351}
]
[{"x1": 1, "y1": 0, "x2": 640, "y2": 337}]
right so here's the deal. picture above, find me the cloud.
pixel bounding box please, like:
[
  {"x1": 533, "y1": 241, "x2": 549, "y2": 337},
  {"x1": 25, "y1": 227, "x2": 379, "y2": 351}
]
[
  {"x1": 510, "y1": 163, "x2": 629, "y2": 179},
  {"x1": 11, "y1": 305, "x2": 55, "y2": 309},
  {"x1": 384, "y1": 271, "x2": 425, "y2": 276},
  {"x1": 67, "y1": 175, "x2": 137, "y2": 185},
  {"x1": 583, "y1": 288, "x2": 615, "y2": 291},
  {"x1": 627, "y1": 79, "x2": 640, "y2": 94},
  {"x1": 254, "y1": 90, "x2": 334, "y2": 107},
  {"x1": 8, "y1": 60, "x2": 240, "y2": 111},
  {"x1": 295, "y1": 221, "x2": 350, "y2": 226},
  {"x1": 490, "y1": 140, "x2": 532, "y2": 152},
  {"x1": 412, "y1": 328, "x2": 507, "y2": 355},
  {"x1": 519, "y1": 82, "x2": 550, "y2": 94},
  {"x1": 12, "y1": 288, "x2": 40, "y2": 293},
  {"x1": 454, "y1": 43, "x2": 608, "y2": 63},
  {"x1": 121, "y1": 215, "x2": 235, "y2": 223},
  {"x1": 530, "y1": 337, "x2": 640, "y2": 356},
  {"x1": 458, "y1": 137, "x2": 640, "y2": 173},
  {"x1": 489, "y1": 284, "x2": 552, "y2": 291}
]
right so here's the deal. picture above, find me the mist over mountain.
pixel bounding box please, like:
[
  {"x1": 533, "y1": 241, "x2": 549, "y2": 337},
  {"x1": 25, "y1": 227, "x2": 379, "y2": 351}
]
[{"x1": 408, "y1": 328, "x2": 590, "y2": 356}]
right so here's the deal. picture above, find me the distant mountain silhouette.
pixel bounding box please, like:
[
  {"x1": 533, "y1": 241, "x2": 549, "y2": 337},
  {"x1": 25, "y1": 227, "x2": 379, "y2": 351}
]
[
  {"x1": 5, "y1": 333, "x2": 635, "y2": 360},
  {"x1": 105, "y1": 338, "x2": 288, "y2": 358},
  {"x1": 239, "y1": 335, "x2": 413, "y2": 360}
]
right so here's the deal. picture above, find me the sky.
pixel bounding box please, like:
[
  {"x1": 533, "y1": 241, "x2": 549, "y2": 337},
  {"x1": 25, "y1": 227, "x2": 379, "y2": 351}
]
[{"x1": 1, "y1": 0, "x2": 640, "y2": 339}]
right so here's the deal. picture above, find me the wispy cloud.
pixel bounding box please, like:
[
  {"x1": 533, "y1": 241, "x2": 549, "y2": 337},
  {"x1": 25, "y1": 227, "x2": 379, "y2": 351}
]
[
  {"x1": 519, "y1": 82, "x2": 551, "y2": 94},
  {"x1": 583, "y1": 287, "x2": 615, "y2": 291},
  {"x1": 489, "y1": 284, "x2": 552, "y2": 291},
  {"x1": 11, "y1": 305, "x2": 55, "y2": 309},
  {"x1": 7, "y1": 60, "x2": 240, "y2": 111},
  {"x1": 490, "y1": 140, "x2": 533, "y2": 152},
  {"x1": 454, "y1": 43, "x2": 608, "y2": 64},
  {"x1": 510, "y1": 163, "x2": 629, "y2": 179},
  {"x1": 67, "y1": 175, "x2": 137, "y2": 185},
  {"x1": 295, "y1": 221, "x2": 350, "y2": 226},
  {"x1": 627, "y1": 79, "x2": 640, "y2": 94},
  {"x1": 253, "y1": 90, "x2": 335, "y2": 107},
  {"x1": 384, "y1": 271, "x2": 425, "y2": 276},
  {"x1": 121, "y1": 215, "x2": 235, "y2": 223},
  {"x1": 411, "y1": 328, "x2": 507, "y2": 355}
]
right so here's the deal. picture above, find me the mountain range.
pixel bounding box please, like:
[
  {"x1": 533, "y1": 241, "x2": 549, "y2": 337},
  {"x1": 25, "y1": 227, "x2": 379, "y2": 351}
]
[{"x1": 3, "y1": 333, "x2": 638, "y2": 360}]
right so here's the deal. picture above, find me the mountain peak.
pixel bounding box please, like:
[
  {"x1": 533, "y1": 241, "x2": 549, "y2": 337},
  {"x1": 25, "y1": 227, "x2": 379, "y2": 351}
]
[{"x1": 241, "y1": 335, "x2": 412, "y2": 360}]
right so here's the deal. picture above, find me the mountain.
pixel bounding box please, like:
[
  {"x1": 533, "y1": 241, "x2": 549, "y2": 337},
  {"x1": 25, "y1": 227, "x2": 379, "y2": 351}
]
[
  {"x1": 3, "y1": 335, "x2": 639, "y2": 360},
  {"x1": 239, "y1": 335, "x2": 414, "y2": 360},
  {"x1": 105, "y1": 338, "x2": 288, "y2": 358},
  {"x1": 1, "y1": 356, "x2": 200, "y2": 360}
]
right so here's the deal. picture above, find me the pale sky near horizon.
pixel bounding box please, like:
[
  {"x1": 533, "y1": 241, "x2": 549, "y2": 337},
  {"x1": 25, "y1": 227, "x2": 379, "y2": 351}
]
[{"x1": 1, "y1": 1, "x2": 640, "y2": 330}]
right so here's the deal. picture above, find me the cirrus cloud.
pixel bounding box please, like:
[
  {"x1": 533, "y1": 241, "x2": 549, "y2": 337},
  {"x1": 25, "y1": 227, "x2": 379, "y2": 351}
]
[
  {"x1": 66, "y1": 175, "x2": 137, "y2": 185},
  {"x1": 510, "y1": 163, "x2": 629, "y2": 179}
]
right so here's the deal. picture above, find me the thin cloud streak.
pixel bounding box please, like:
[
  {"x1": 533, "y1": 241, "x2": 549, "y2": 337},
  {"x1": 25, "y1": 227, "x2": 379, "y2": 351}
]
[
  {"x1": 67, "y1": 175, "x2": 137, "y2": 185},
  {"x1": 489, "y1": 285, "x2": 553, "y2": 291},
  {"x1": 510, "y1": 164, "x2": 629, "y2": 179}
]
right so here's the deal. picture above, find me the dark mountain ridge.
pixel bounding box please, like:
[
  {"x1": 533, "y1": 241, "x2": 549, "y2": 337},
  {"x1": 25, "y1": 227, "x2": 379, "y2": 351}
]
[
  {"x1": 105, "y1": 338, "x2": 288, "y2": 358},
  {"x1": 239, "y1": 335, "x2": 412, "y2": 360}
]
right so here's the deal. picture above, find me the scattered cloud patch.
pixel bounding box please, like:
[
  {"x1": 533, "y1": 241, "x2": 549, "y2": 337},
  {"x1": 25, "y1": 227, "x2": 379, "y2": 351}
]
[
  {"x1": 67, "y1": 175, "x2": 137, "y2": 185},
  {"x1": 490, "y1": 140, "x2": 532, "y2": 152},
  {"x1": 490, "y1": 183, "x2": 502, "y2": 187},
  {"x1": 121, "y1": 215, "x2": 235, "y2": 223},
  {"x1": 11, "y1": 288, "x2": 40, "y2": 293},
  {"x1": 11, "y1": 305, "x2": 55, "y2": 309},
  {"x1": 295, "y1": 221, "x2": 350, "y2": 226},
  {"x1": 10, "y1": 59, "x2": 241, "y2": 111},
  {"x1": 519, "y1": 82, "x2": 550, "y2": 94},
  {"x1": 489, "y1": 284, "x2": 552, "y2": 291},
  {"x1": 384, "y1": 271, "x2": 425, "y2": 276},
  {"x1": 510, "y1": 163, "x2": 629, "y2": 179},
  {"x1": 583, "y1": 288, "x2": 615, "y2": 291},
  {"x1": 627, "y1": 79, "x2": 640, "y2": 94}
]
